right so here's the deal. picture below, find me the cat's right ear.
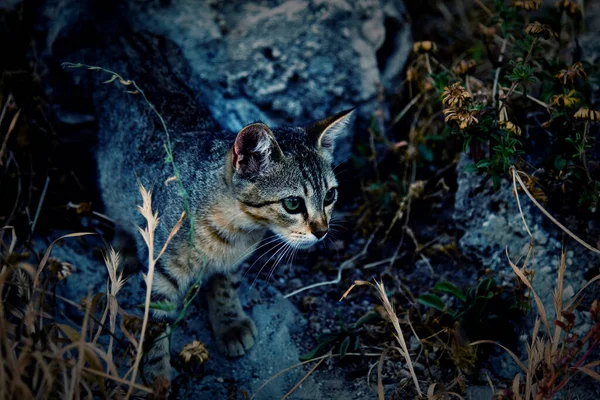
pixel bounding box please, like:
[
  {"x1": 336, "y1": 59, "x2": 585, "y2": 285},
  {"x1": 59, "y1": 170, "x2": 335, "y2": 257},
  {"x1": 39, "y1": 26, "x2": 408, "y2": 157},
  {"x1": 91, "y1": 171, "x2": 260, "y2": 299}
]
[{"x1": 232, "y1": 123, "x2": 282, "y2": 178}]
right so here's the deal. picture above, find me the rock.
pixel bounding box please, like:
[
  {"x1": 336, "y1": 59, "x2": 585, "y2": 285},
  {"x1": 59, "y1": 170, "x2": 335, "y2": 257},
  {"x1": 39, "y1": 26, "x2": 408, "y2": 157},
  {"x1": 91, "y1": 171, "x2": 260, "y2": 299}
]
[
  {"x1": 453, "y1": 155, "x2": 594, "y2": 323},
  {"x1": 37, "y1": 0, "x2": 412, "y2": 163},
  {"x1": 453, "y1": 154, "x2": 600, "y2": 395},
  {"x1": 466, "y1": 385, "x2": 494, "y2": 400}
]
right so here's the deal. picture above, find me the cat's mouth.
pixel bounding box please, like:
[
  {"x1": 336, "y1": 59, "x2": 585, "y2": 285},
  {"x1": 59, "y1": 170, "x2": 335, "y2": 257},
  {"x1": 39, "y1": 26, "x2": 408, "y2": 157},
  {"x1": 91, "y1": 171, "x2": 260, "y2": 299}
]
[{"x1": 273, "y1": 229, "x2": 321, "y2": 249}]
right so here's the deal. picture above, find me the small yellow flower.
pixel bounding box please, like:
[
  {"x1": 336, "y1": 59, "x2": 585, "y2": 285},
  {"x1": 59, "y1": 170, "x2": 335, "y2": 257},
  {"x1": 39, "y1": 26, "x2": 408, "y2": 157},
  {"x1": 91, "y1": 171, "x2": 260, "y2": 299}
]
[
  {"x1": 443, "y1": 107, "x2": 479, "y2": 130},
  {"x1": 512, "y1": 0, "x2": 541, "y2": 11},
  {"x1": 556, "y1": 62, "x2": 587, "y2": 85},
  {"x1": 452, "y1": 60, "x2": 477, "y2": 76},
  {"x1": 550, "y1": 90, "x2": 579, "y2": 108},
  {"x1": 556, "y1": 0, "x2": 581, "y2": 16},
  {"x1": 574, "y1": 107, "x2": 600, "y2": 121},
  {"x1": 442, "y1": 82, "x2": 472, "y2": 108},
  {"x1": 48, "y1": 257, "x2": 75, "y2": 280},
  {"x1": 525, "y1": 21, "x2": 556, "y2": 40},
  {"x1": 413, "y1": 41, "x2": 437, "y2": 54}
]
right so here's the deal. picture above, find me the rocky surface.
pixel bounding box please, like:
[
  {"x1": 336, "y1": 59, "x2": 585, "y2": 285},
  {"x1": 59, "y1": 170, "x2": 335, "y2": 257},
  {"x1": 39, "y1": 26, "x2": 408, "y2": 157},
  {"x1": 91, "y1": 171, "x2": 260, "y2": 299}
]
[
  {"x1": 37, "y1": 0, "x2": 411, "y2": 163},
  {"x1": 454, "y1": 154, "x2": 600, "y2": 394},
  {"x1": 43, "y1": 232, "x2": 366, "y2": 400}
]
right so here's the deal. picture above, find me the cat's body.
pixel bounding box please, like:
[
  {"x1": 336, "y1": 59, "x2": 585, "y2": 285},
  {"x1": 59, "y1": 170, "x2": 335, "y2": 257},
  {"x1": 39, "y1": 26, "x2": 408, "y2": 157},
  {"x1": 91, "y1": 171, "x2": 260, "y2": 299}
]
[{"x1": 92, "y1": 34, "x2": 353, "y2": 381}]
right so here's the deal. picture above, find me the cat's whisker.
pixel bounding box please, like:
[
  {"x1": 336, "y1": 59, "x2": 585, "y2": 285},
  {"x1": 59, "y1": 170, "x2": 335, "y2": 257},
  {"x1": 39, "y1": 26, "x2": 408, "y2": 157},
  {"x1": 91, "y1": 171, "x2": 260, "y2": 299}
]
[
  {"x1": 250, "y1": 241, "x2": 288, "y2": 287},
  {"x1": 235, "y1": 234, "x2": 280, "y2": 272},
  {"x1": 266, "y1": 242, "x2": 294, "y2": 283},
  {"x1": 243, "y1": 240, "x2": 284, "y2": 280}
]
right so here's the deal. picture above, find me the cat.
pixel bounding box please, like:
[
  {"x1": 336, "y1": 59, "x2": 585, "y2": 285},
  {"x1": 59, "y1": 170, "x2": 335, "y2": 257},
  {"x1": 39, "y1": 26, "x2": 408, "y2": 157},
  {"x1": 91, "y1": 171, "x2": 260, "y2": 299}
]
[{"x1": 92, "y1": 34, "x2": 354, "y2": 381}]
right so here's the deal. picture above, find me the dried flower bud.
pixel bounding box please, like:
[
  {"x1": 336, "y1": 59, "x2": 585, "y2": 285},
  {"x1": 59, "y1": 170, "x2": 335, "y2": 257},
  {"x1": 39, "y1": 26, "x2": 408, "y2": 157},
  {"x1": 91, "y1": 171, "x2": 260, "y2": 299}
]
[
  {"x1": 525, "y1": 21, "x2": 556, "y2": 40},
  {"x1": 48, "y1": 257, "x2": 75, "y2": 280},
  {"x1": 442, "y1": 82, "x2": 472, "y2": 108},
  {"x1": 574, "y1": 107, "x2": 600, "y2": 121},
  {"x1": 556, "y1": 0, "x2": 581, "y2": 16},
  {"x1": 179, "y1": 340, "x2": 209, "y2": 375},
  {"x1": 550, "y1": 90, "x2": 579, "y2": 108},
  {"x1": 413, "y1": 41, "x2": 437, "y2": 54},
  {"x1": 500, "y1": 121, "x2": 522, "y2": 136},
  {"x1": 556, "y1": 62, "x2": 587, "y2": 85},
  {"x1": 443, "y1": 107, "x2": 479, "y2": 130},
  {"x1": 452, "y1": 60, "x2": 476, "y2": 76},
  {"x1": 513, "y1": 0, "x2": 541, "y2": 11}
]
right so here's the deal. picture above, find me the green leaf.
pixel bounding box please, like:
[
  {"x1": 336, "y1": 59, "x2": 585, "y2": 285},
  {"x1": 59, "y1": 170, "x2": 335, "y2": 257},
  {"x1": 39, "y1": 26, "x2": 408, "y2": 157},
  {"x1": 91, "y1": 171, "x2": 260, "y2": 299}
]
[
  {"x1": 351, "y1": 311, "x2": 380, "y2": 329},
  {"x1": 339, "y1": 336, "x2": 350, "y2": 359},
  {"x1": 434, "y1": 282, "x2": 466, "y2": 302},
  {"x1": 300, "y1": 335, "x2": 338, "y2": 361},
  {"x1": 418, "y1": 144, "x2": 434, "y2": 162},
  {"x1": 145, "y1": 300, "x2": 177, "y2": 312},
  {"x1": 417, "y1": 294, "x2": 447, "y2": 312},
  {"x1": 477, "y1": 277, "x2": 495, "y2": 294}
]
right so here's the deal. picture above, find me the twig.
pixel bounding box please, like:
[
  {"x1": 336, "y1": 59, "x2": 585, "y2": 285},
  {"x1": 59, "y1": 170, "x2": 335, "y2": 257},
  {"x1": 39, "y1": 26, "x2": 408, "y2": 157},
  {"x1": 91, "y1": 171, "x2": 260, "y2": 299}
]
[
  {"x1": 250, "y1": 352, "x2": 381, "y2": 399},
  {"x1": 389, "y1": 93, "x2": 422, "y2": 129},
  {"x1": 492, "y1": 38, "x2": 508, "y2": 109},
  {"x1": 284, "y1": 226, "x2": 381, "y2": 298},
  {"x1": 0, "y1": 107, "x2": 21, "y2": 166},
  {"x1": 499, "y1": 86, "x2": 551, "y2": 110},
  {"x1": 281, "y1": 355, "x2": 326, "y2": 399},
  {"x1": 474, "y1": 0, "x2": 494, "y2": 17},
  {"x1": 511, "y1": 167, "x2": 600, "y2": 255},
  {"x1": 30, "y1": 176, "x2": 50, "y2": 237},
  {"x1": 66, "y1": 202, "x2": 116, "y2": 224}
]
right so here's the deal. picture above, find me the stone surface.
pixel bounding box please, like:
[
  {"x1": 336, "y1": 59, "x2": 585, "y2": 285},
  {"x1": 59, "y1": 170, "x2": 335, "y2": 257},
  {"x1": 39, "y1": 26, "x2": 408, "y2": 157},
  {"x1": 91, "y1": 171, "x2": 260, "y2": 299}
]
[
  {"x1": 453, "y1": 154, "x2": 600, "y2": 395},
  {"x1": 37, "y1": 0, "x2": 411, "y2": 163}
]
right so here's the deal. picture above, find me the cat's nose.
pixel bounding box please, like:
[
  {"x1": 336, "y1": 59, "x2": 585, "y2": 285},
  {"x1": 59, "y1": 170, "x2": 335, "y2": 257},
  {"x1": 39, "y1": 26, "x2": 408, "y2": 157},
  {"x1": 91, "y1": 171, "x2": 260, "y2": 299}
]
[{"x1": 312, "y1": 228, "x2": 328, "y2": 240}]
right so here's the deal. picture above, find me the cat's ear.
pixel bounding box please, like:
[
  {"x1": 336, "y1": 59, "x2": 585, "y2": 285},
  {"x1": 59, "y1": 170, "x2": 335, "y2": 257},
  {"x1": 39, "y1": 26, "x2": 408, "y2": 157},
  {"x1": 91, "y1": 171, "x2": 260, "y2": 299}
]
[
  {"x1": 232, "y1": 123, "x2": 282, "y2": 177},
  {"x1": 306, "y1": 108, "x2": 355, "y2": 155}
]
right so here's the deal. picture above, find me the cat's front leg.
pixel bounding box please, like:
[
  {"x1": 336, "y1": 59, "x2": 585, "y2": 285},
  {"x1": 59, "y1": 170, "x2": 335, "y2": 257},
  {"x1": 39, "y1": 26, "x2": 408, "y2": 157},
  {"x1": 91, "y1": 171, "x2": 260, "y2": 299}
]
[{"x1": 207, "y1": 273, "x2": 257, "y2": 357}]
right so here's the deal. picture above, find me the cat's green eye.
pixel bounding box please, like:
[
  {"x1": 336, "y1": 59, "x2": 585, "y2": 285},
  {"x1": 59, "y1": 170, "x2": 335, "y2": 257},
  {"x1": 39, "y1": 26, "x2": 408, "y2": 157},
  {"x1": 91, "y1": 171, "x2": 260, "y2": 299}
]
[
  {"x1": 282, "y1": 197, "x2": 304, "y2": 213},
  {"x1": 324, "y1": 188, "x2": 337, "y2": 206}
]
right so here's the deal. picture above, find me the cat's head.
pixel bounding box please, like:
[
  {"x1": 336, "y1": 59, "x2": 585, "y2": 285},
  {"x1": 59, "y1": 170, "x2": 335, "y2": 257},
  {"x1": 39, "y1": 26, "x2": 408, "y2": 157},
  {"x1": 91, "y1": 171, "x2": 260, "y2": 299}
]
[{"x1": 231, "y1": 108, "x2": 354, "y2": 249}]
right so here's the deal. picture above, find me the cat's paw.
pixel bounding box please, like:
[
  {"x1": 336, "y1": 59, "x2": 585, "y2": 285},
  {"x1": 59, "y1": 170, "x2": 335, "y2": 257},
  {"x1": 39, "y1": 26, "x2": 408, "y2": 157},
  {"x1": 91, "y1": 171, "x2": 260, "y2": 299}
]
[{"x1": 215, "y1": 316, "x2": 258, "y2": 357}]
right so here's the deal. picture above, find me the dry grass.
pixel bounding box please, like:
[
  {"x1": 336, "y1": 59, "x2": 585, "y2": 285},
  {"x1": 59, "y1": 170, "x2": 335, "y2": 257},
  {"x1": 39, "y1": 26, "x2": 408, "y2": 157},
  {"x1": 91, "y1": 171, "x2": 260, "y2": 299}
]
[{"x1": 0, "y1": 184, "x2": 185, "y2": 399}]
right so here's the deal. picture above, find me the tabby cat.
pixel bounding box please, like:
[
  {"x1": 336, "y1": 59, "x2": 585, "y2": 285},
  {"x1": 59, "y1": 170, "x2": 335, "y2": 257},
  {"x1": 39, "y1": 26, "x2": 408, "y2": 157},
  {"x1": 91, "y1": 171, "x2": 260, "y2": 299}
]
[{"x1": 96, "y1": 52, "x2": 353, "y2": 378}]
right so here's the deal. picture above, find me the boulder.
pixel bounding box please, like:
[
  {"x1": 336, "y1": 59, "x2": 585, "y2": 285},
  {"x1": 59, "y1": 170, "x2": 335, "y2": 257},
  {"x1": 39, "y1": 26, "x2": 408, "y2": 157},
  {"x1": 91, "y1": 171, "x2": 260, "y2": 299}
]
[{"x1": 38, "y1": 0, "x2": 411, "y2": 163}]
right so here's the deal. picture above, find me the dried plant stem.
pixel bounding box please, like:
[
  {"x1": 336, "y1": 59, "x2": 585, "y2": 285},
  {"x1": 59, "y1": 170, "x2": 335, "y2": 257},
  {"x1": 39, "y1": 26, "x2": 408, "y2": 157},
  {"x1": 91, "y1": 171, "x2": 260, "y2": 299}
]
[
  {"x1": 492, "y1": 38, "x2": 508, "y2": 108},
  {"x1": 281, "y1": 355, "x2": 326, "y2": 400},
  {"x1": 250, "y1": 352, "x2": 380, "y2": 400},
  {"x1": 511, "y1": 167, "x2": 600, "y2": 255},
  {"x1": 284, "y1": 226, "x2": 380, "y2": 298},
  {"x1": 30, "y1": 176, "x2": 50, "y2": 237},
  {"x1": 126, "y1": 186, "x2": 157, "y2": 399},
  {"x1": 342, "y1": 280, "x2": 422, "y2": 395}
]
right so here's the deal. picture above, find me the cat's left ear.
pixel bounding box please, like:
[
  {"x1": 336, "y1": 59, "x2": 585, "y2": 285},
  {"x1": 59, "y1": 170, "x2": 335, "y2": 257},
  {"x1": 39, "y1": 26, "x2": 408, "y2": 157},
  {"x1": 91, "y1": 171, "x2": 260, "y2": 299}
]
[{"x1": 306, "y1": 108, "x2": 355, "y2": 155}]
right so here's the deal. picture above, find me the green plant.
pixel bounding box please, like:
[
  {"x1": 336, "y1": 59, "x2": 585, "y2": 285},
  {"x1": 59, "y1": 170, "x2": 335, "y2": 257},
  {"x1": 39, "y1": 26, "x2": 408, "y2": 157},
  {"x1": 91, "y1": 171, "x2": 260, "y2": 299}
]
[
  {"x1": 418, "y1": 276, "x2": 525, "y2": 342},
  {"x1": 300, "y1": 311, "x2": 380, "y2": 361}
]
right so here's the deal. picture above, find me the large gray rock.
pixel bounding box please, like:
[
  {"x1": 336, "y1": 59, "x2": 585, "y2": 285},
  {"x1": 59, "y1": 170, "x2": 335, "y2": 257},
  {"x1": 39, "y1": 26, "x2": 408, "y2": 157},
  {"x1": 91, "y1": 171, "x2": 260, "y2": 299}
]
[{"x1": 39, "y1": 0, "x2": 411, "y2": 163}]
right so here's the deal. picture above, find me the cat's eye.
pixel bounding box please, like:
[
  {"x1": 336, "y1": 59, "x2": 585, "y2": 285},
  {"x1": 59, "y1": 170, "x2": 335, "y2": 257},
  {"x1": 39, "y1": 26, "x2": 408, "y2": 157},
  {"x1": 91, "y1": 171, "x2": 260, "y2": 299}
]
[
  {"x1": 323, "y1": 188, "x2": 337, "y2": 206},
  {"x1": 282, "y1": 197, "x2": 304, "y2": 213}
]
